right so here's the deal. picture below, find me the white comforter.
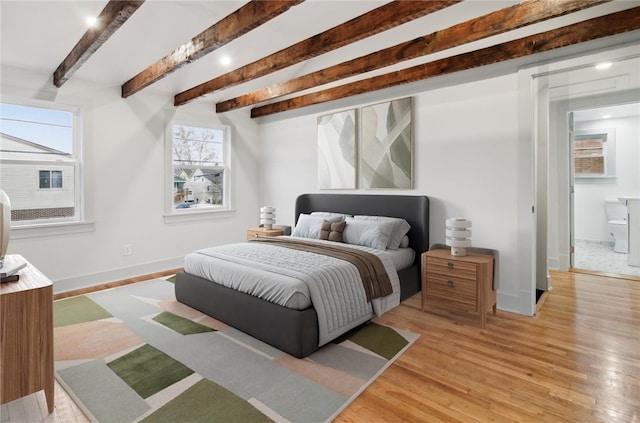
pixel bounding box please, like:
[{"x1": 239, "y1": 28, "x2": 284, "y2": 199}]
[{"x1": 184, "y1": 237, "x2": 401, "y2": 346}]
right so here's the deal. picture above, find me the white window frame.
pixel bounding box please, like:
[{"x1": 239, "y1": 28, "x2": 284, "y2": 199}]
[
  {"x1": 0, "y1": 96, "x2": 91, "y2": 236},
  {"x1": 39, "y1": 169, "x2": 64, "y2": 189},
  {"x1": 164, "y1": 119, "x2": 233, "y2": 222},
  {"x1": 574, "y1": 128, "x2": 616, "y2": 181}
]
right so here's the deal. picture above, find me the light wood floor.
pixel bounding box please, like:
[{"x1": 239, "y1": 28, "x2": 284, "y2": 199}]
[
  {"x1": 2, "y1": 270, "x2": 638, "y2": 422},
  {"x1": 339, "y1": 270, "x2": 640, "y2": 422}
]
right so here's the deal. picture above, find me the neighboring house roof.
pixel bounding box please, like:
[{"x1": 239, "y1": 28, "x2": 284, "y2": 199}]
[
  {"x1": 181, "y1": 168, "x2": 196, "y2": 178},
  {"x1": 0, "y1": 132, "x2": 72, "y2": 160},
  {"x1": 201, "y1": 170, "x2": 222, "y2": 186}
]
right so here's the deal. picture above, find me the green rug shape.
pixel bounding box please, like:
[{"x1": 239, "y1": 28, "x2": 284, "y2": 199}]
[
  {"x1": 346, "y1": 322, "x2": 408, "y2": 360},
  {"x1": 166, "y1": 274, "x2": 176, "y2": 283},
  {"x1": 107, "y1": 344, "x2": 194, "y2": 399},
  {"x1": 153, "y1": 311, "x2": 215, "y2": 335},
  {"x1": 141, "y1": 379, "x2": 272, "y2": 423},
  {"x1": 54, "y1": 295, "x2": 112, "y2": 328}
]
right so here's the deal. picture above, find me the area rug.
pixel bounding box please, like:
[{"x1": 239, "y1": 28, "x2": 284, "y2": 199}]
[{"x1": 54, "y1": 277, "x2": 418, "y2": 423}]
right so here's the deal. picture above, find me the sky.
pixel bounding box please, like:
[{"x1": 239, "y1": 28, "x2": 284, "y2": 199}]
[{"x1": 0, "y1": 103, "x2": 73, "y2": 154}]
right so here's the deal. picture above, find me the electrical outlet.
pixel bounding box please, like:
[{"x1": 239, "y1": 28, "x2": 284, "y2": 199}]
[{"x1": 123, "y1": 244, "x2": 133, "y2": 256}]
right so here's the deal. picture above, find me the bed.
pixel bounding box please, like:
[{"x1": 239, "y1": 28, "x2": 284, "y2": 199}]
[{"x1": 175, "y1": 193, "x2": 429, "y2": 357}]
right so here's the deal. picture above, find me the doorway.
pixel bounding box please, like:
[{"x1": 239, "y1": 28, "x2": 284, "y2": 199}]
[
  {"x1": 570, "y1": 103, "x2": 640, "y2": 277},
  {"x1": 545, "y1": 55, "x2": 640, "y2": 279}
]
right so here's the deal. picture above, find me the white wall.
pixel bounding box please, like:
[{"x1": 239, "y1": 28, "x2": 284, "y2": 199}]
[
  {"x1": 258, "y1": 74, "x2": 522, "y2": 313},
  {"x1": 1, "y1": 65, "x2": 261, "y2": 293},
  {"x1": 574, "y1": 115, "x2": 640, "y2": 242}
]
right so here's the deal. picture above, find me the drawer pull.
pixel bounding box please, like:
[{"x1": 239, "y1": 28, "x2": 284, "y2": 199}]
[
  {"x1": 447, "y1": 280, "x2": 454, "y2": 288},
  {"x1": 255, "y1": 234, "x2": 259, "y2": 238},
  {"x1": 447, "y1": 262, "x2": 453, "y2": 269}
]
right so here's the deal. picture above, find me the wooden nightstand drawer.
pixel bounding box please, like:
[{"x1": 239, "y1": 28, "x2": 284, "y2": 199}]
[
  {"x1": 425, "y1": 256, "x2": 477, "y2": 280},
  {"x1": 425, "y1": 272, "x2": 477, "y2": 306},
  {"x1": 246, "y1": 227, "x2": 284, "y2": 240},
  {"x1": 421, "y1": 249, "x2": 496, "y2": 328}
]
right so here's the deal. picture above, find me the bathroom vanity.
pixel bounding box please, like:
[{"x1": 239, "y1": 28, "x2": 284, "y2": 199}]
[{"x1": 621, "y1": 197, "x2": 640, "y2": 267}]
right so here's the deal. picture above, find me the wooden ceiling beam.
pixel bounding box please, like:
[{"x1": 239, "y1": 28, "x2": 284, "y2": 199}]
[
  {"x1": 251, "y1": 7, "x2": 640, "y2": 118},
  {"x1": 121, "y1": 0, "x2": 303, "y2": 98},
  {"x1": 53, "y1": 1, "x2": 144, "y2": 88},
  {"x1": 174, "y1": 0, "x2": 460, "y2": 107},
  {"x1": 217, "y1": 0, "x2": 609, "y2": 113}
]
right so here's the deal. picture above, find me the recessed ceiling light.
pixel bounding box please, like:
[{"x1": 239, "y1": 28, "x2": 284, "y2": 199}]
[
  {"x1": 85, "y1": 16, "x2": 98, "y2": 28},
  {"x1": 602, "y1": 114, "x2": 612, "y2": 119},
  {"x1": 220, "y1": 56, "x2": 232, "y2": 67},
  {"x1": 595, "y1": 62, "x2": 612, "y2": 71}
]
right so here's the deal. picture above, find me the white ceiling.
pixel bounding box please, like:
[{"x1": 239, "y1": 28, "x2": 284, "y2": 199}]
[{"x1": 1, "y1": 0, "x2": 639, "y2": 107}]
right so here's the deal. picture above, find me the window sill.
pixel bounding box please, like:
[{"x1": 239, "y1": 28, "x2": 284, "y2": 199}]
[
  {"x1": 11, "y1": 220, "x2": 96, "y2": 240},
  {"x1": 163, "y1": 208, "x2": 236, "y2": 224},
  {"x1": 575, "y1": 175, "x2": 617, "y2": 184}
]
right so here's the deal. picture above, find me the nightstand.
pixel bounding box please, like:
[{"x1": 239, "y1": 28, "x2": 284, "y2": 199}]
[
  {"x1": 246, "y1": 227, "x2": 284, "y2": 240},
  {"x1": 1, "y1": 255, "x2": 54, "y2": 413},
  {"x1": 421, "y1": 249, "x2": 496, "y2": 328}
]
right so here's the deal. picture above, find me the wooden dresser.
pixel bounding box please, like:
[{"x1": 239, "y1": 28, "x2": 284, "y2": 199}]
[
  {"x1": 246, "y1": 227, "x2": 284, "y2": 240},
  {"x1": 421, "y1": 249, "x2": 496, "y2": 328},
  {"x1": 0, "y1": 254, "x2": 54, "y2": 413}
]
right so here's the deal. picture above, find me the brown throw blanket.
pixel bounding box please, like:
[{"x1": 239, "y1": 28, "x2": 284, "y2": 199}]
[{"x1": 250, "y1": 237, "x2": 393, "y2": 302}]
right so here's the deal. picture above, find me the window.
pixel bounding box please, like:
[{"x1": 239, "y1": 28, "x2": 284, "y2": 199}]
[
  {"x1": 574, "y1": 129, "x2": 616, "y2": 179},
  {"x1": 39, "y1": 170, "x2": 63, "y2": 189},
  {"x1": 169, "y1": 122, "x2": 229, "y2": 213},
  {"x1": 574, "y1": 134, "x2": 605, "y2": 175},
  {"x1": 0, "y1": 99, "x2": 81, "y2": 224}
]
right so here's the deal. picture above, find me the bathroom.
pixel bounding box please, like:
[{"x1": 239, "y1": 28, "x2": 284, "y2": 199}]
[{"x1": 572, "y1": 101, "x2": 640, "y2": 277}]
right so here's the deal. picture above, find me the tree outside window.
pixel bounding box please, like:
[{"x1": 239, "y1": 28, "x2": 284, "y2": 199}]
[{"x1": 171, "y1": 124, "x2": 227, "y2": 210}]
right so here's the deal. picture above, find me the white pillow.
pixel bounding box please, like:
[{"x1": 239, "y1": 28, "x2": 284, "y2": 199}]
[
  {"x1": 399, "y1": 235, "x2": 410, "y2": 248},
  {"x1": 353, "y1": 215, "x2": 411, "y2": 250},
  {"x1": 310, "y1": 211, "x2": 349, "y2": 221},
  {"x1": 292, "y1": 213, "x2": 344, "y2": 238},
  {"x1": 342, "y1": 217, "x2": 395, "y2": 250}
]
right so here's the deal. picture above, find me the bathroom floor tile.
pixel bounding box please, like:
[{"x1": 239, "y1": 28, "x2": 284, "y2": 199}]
[{"x1": 574, "y1": 240, "x2": 640, "y2": 276}]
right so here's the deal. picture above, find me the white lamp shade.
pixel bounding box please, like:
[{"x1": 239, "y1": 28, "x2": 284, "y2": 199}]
[
  {"x1": 0, "y1": 189, "x2": 10, "y2": 264},
  {"x1": 445, "y1": 238, "x2": 472, "y2": 248},
  {"x1": 445, "y1": 218, "x2": 472, "y2": 228},
  {"x1": 260, "y1": 206, "x2": 276, "y2": 229},
  {"x1": 445, "y1": 229, "x2": 472, "y2": 238},
  {"x1": 445, "y1": 218, "x2": 471, "y2": 256}
]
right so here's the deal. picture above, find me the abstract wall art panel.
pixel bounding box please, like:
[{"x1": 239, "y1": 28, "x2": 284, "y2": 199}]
[
  {"x1": 317, "y1": 109, "x2": 357, "y2": 189},
  {"x1": 361, "y1": 97, "x2": 413, "y2": 189}
]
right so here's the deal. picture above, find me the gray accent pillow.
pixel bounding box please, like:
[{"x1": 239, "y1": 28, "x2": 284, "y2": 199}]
[
  {"x1": 353, "y1": 215, "x2": 411, "y2": 250},
  {"x1": 292, "y1": 213, "x2": 344, "y2": 239},
  {"x1": 310, "y1": 211, "x2": 350, "y2": 221},
  {"x1": 343, "y1": 217, "x2": 395, "y2": 250}
]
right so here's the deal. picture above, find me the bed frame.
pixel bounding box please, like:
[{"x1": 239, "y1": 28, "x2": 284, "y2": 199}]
[{"x1": 175, "y1": 193, "x2": 429, "y2": 358}]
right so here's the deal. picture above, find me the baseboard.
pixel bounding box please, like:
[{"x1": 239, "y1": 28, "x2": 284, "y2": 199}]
[
  {"x1": 52, "y1": 256, "x2": 184, "y2": 295},
  {"x1": 496, "y1": 291, "x2": 521, "y2": 315}
]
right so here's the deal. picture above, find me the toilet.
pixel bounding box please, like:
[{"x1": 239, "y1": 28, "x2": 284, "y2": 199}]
[{"x1": 604, "y1": 199, "x2": 628, "y2": 253}]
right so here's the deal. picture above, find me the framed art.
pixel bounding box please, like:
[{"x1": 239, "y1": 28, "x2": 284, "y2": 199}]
[
  {"x1": 317, "y1": 109, "x2": 357, "y2": 189},
  {"x1": 360, "y1": 97, "x2": 413, "y2": 189}
]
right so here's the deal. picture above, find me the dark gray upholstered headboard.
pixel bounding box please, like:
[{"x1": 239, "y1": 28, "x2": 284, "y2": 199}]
[{"x1": 295, "y1": 194, "x2": 429, "y2": 264}]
